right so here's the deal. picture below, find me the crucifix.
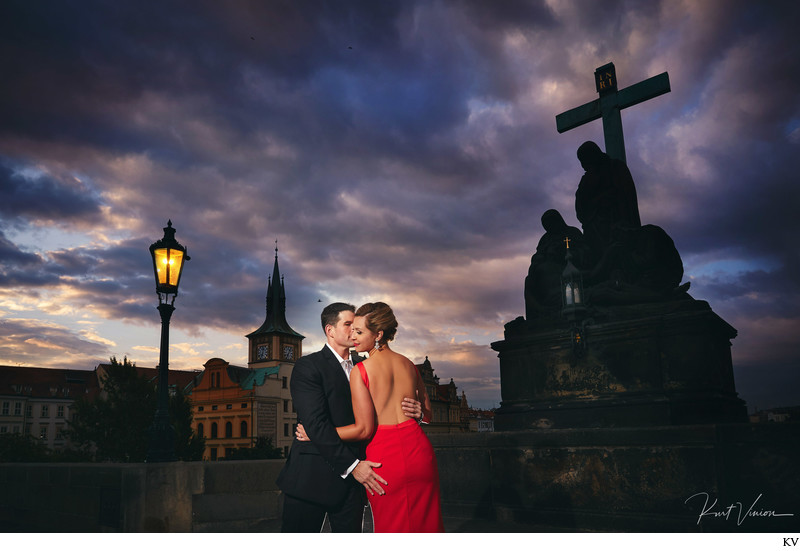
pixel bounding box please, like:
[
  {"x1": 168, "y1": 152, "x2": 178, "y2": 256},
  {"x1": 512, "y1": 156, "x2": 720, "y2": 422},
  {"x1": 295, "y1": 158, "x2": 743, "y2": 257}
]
[{"x1": 556, "y1": 62, "x2": 670, "y2": 163}]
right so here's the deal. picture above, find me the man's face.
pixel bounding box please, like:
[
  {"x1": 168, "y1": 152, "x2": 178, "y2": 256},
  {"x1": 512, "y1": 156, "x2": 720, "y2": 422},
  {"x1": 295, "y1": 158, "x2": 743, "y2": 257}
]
[{"x1": 326, "y1": 310, "x2": 355, "y2": 349}]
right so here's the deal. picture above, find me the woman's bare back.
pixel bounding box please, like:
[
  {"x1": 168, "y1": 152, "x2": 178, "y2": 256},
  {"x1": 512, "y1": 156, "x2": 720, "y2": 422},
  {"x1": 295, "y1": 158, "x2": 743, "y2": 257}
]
[{"x1": 362, "y1": 351, "x2": 420, "y2": 426}]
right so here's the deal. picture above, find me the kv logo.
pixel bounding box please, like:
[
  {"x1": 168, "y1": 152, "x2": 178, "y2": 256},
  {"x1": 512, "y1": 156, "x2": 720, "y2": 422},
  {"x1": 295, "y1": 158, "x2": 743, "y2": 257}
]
[{"x1": 785, "y1": 538, "x2": 799, "y2": 547}]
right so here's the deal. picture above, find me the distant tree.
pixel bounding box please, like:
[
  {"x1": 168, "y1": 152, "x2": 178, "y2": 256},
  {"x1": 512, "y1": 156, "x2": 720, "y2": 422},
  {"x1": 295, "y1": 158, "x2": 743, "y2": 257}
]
[
  {"x1": 170, "y1": 384, "x2": 205, "y2": 461},
  {"x1": 224, "y1": 437, "x2": 282, "y2": 460},
  {"x1": 0, "y1": 433, "x2": 51, "y2": 462},
  {"x1": 67, "y1": 356, "x2": 204, "y2": 462}
]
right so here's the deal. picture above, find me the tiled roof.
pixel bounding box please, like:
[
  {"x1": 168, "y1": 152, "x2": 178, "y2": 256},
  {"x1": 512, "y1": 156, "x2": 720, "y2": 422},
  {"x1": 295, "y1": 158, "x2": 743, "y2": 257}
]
[
  {"x1": 0, "y1": 365, "x2": 100, "y2": 400},
  {"x1": 235, "y1": 366, "x2": 281, "y2": 390},
  {"x1": 97, "y1": 364, "x2": 202, "y2": 393}
]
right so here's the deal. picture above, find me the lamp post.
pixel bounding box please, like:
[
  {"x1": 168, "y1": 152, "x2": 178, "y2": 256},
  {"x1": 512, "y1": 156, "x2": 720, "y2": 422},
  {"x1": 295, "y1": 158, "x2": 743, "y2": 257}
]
[{"x1": 146, "y1": 220, "x2": 189, "y2": 463}]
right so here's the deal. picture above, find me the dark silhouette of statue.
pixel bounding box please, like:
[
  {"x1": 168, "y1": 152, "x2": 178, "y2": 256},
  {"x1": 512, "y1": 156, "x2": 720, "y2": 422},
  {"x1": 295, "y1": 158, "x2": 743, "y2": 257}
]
[
  {"x1": 524, "y1": 143, "x2": 689, "y2": 321},
  {"x1": 575, "y1": 141, "x2": 641, "y2": 255},
  {"x1": 524, "y1": 209, "x2": 587, "y2": 320},
  {"x1": 586, "y1": 224, "x2": 686, "y2": 305}
]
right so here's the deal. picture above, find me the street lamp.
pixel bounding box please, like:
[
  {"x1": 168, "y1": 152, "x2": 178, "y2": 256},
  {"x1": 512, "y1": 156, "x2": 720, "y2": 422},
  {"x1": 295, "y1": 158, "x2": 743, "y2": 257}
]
[{"x1": 146, "y1": 220, "x2": 189, "y2": 462}]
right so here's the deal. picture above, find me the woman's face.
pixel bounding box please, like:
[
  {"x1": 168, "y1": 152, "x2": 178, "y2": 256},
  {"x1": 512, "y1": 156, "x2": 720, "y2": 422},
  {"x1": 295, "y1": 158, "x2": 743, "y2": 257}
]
[{"x1": 351, "y1": 316, "x2": 378, "y2": 353}]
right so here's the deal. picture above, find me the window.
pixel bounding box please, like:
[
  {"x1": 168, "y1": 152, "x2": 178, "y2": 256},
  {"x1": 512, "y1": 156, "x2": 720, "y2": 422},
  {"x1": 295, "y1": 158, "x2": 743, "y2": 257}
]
[
  {"x1": 212, "y1": 405, "x2": 218, "y2": 411},
  {"x1": 57, "y1": 405, "x2": 65, "y2": 418},
  {"x1": 198, "y1": 406, "x2": 204, "y2": 412},
  {"x1": 225, "y1": 422, "x2": 232, "y2": 438},
  {"x1": 240, "y1": 421, "x2": 247, "y2": 438},
  {"x1": 2, "y1": 402, "x2": 8, "y2": 415},
  {"x1": 14, "y1": 402, "x2": 21, "y2": 416},
  {"x1": 225, "y1": 447, "x2": 234, "y2": 458},
  {"x1": 283, "y1": 423, "x2": 289, "y2": 437},
  {"x1": 40, "y1": 426, "x2": 48, "y2": 439},
  {"x1": 210, "y1": 448, "x2": 217, "y2": 460},
  {"x1": 24, "y1": 424, "x2": 31, "y2": 435},
  {"x1": 55, "y1": 426, "x2": 65, "y2": 440},
  {"x1": 26, "y1": 404, "x2": 32, "y2": 417},
  {"x1": 197, "y1": 423, "x2": 204, "y2": 438},
  {"x1": 211, "y1": 422, "x2": 218, "y2": 439},
  {"x1": 41, "y1": 405, "x2": 49, "y2": 418},
  {"x1": 282, "y1": 377, "x2": 288, "y2": 389},
  {"x1": 0, "y1": 427, "x2": 7, "y2": 434},
  {"x1": 226, "y1": 404, "x2": 232, "y2": 410},
  {"x1": 283, "y1": 400, "x2": 288, "y2": 413},
  {"x1": 241, "y1": 403, "x2": 248, "y2": 409}
]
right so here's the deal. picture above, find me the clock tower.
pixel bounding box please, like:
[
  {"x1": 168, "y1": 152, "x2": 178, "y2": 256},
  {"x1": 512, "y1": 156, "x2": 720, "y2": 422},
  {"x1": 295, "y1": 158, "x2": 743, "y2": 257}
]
[{"x1": 246, "y1": 246, "x2": 305, "y2": 368}]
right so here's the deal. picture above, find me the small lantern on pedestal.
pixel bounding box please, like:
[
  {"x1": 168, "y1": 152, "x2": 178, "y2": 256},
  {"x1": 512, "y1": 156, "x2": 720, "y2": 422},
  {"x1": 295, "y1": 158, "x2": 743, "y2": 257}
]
[{"x1": 561, "y1": 237, "x2": 587, "y2": 352}]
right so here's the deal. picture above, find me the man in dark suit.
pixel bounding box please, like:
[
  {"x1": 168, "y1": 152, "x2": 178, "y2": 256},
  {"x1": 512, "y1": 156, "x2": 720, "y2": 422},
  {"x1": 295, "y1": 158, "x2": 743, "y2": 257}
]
[{"x1": 277, "y1": 302, "x2": 421, "y2": 532}]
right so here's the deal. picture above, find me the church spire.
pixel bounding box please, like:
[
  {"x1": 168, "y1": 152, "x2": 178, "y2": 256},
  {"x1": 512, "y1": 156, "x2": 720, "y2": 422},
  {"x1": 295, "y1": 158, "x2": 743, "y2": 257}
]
[{"x1": 247, "y1": 243, "x2": 304, "y2": 340}]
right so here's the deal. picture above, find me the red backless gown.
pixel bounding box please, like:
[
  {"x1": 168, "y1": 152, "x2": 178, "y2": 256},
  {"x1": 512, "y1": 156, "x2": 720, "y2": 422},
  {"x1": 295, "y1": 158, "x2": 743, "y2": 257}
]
[{"x1": 356, "y1": 362, "x2": 445, "y2": 533}]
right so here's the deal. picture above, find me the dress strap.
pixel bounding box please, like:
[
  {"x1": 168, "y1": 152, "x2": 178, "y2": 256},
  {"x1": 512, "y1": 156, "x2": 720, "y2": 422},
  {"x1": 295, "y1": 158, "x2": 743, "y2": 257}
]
[{"x1": 356, "y1": 361, "x2": 369, "y2": 390}]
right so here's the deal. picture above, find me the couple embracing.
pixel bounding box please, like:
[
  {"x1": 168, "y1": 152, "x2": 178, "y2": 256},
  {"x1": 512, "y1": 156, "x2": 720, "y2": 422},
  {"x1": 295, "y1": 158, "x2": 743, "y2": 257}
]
[{"x1": 276, "y1": 302, "x2": 444, "y2": 533}]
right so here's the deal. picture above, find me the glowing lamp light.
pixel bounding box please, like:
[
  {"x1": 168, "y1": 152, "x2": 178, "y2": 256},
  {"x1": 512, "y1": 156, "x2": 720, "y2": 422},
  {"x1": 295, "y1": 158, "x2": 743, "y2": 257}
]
[{"x1": 149, "y1": 220, "x2": 189, "y2": 301}]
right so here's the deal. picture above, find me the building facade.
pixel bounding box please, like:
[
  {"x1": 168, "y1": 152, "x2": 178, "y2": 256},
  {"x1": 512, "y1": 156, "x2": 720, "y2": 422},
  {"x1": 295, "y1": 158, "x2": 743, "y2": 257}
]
[
  {"x1": 0, "y1": 366, "x2": 99, "y2": 450},
  {"x1": 416, "y1": 357, "x2": 470, "y2": 433},
  {"x1": 190, "y1": 249, "x2": 304, "y2": 459}
]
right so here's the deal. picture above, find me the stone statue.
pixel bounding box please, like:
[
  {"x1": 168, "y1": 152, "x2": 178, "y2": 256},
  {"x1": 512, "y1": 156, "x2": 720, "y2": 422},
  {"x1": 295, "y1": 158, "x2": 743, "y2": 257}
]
[
  {"x1": 524, "y1": 209, "x2": 587, "y2": 320},
  {"x1": 586, "y1": 223, "x2": 686, "y2": 305},
  {"x1": 524, "y1": 143, "x2": 688, "y2": 322},
  {"x1": 575, "y1": 141, "x2": 641, "y2": 255}
]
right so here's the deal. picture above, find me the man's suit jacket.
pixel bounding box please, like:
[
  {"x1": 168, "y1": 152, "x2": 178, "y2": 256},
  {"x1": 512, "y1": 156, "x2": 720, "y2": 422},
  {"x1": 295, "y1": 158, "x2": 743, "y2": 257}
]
[{"x1": 276, "y1": 346, "x2": 366, "y2": 507}]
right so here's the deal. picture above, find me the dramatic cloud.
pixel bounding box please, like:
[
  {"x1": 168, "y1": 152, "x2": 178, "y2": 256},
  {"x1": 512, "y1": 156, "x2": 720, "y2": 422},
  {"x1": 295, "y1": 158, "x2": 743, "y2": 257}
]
[{"x1": 1, "y1": 0, "x2": 798, "y2": 409}]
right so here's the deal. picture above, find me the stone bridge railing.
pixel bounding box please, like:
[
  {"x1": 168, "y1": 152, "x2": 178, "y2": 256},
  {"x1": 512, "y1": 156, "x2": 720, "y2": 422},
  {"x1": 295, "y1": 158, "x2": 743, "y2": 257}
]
[{"x1": 1, "y1": 425, "x2": 798, "y2": 532}]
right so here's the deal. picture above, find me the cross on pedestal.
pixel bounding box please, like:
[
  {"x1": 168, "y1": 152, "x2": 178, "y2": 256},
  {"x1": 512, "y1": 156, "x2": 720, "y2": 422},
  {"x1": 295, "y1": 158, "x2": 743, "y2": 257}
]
[{"x1": 556, "y1": 62, "x2": 670, "y2": 163}]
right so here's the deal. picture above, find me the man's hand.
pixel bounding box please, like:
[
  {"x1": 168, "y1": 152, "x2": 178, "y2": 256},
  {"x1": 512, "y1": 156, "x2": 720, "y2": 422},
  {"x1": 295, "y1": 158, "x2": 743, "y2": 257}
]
[
  {"x1": 402, "y1": 397, "x2": 422, "y2": 421},
  {"x1": 294, "y1": 423, "x2": 310, "y2": 441},
  {"x1": 352, "y1": 460, "x2": 387, "y2": 496}
]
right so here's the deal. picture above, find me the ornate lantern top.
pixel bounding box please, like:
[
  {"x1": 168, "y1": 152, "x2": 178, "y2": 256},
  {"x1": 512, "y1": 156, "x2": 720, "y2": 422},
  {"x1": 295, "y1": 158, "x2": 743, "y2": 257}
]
[{"x1": 149, "y1": 220, "x2": 189, "y2": 303}]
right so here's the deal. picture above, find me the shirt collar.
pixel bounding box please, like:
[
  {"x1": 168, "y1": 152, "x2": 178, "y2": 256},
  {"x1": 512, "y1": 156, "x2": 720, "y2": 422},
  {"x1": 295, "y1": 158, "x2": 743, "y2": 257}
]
[{"x1": 325, "y1": 342, "x2": 350, "y2": 364}]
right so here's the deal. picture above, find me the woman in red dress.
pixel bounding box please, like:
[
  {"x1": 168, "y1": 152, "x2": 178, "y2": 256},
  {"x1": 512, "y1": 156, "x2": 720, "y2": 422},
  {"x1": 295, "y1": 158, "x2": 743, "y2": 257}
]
[{"x1": 298, "y1": 302, "x2": 444, "y2": 532}]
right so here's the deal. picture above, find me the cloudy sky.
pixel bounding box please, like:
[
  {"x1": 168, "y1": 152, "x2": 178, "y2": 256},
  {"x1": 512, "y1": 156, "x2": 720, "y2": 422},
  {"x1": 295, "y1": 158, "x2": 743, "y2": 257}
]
[{"x1": 1, "y1": 0, "x2": 798, "y2": 410}]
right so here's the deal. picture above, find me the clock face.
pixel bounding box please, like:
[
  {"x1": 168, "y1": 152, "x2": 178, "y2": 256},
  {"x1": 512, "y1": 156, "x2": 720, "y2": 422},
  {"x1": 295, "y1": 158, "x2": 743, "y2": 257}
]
[
  {"x1": 283, "y1": 345, "x2": 294, "y2": 360},
  {"x1": 256, "y1": 344, "x2": 269, "y2": 360}
]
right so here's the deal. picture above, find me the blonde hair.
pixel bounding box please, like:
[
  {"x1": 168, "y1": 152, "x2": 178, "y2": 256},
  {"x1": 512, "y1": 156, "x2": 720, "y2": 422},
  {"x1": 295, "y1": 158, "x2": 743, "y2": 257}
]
[{"x1": 355, "y1": 302, "x2": 398, "y2": 345}]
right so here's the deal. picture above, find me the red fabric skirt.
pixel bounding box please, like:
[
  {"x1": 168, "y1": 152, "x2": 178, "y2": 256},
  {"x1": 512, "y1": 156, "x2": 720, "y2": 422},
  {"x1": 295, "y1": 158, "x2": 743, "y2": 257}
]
[{"x1": 366, "y1": 419, "x2": 444, "y2": 533}]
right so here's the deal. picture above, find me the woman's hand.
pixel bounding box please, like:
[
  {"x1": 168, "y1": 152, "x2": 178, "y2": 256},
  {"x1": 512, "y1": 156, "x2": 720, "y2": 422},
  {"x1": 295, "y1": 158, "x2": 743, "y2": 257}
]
[{"x1": 295, "y1": 423, "x2": 310, "y2": 442}]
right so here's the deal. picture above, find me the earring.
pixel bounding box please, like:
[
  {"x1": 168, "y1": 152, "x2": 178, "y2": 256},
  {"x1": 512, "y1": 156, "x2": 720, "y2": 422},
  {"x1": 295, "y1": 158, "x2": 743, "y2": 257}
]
[{"x1": 373, "y1": 340, "x2": 382, "y2": 352}]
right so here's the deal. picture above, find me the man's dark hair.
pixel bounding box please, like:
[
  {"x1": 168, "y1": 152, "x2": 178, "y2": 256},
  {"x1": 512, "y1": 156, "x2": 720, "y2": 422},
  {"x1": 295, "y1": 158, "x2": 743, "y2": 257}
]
[{"x1": 321, "y1": 302, "x2": 355, "y2": 331}]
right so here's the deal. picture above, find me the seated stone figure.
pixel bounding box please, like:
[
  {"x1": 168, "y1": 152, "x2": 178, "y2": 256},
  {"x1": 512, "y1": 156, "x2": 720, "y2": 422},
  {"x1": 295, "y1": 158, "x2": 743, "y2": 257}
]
[
  {"x1": 586, "y1": 223, "x2": 687, "y2": 305},
  {"x1": 525, "y1": 209, "x2": 587, "y2": 321}
]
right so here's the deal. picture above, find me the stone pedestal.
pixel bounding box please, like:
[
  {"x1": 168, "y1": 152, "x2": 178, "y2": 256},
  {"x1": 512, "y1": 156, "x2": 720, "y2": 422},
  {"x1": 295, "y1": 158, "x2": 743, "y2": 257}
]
[{"x1": 493, "y1": 299, "x2": 747, "y2": 430}]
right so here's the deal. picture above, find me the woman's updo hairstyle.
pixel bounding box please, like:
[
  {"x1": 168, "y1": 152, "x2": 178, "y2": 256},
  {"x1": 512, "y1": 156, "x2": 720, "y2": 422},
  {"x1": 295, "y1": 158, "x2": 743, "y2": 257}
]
[{"x1": 355, "y1": 302, "x2": 398, "y2": 345}]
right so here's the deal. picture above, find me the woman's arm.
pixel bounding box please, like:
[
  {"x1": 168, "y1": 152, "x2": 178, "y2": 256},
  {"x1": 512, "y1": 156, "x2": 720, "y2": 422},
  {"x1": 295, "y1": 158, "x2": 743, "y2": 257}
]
[{"x1": 334, "y1": 368, "x2": 376, "y2": 442}]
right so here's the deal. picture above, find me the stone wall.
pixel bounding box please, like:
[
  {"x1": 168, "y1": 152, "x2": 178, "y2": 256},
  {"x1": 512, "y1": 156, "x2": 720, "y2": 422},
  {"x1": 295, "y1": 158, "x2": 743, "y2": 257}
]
[
  {"x1": 0, "y1": 459, "x2": 284, "y2": 532},
  {"x1": 434, "y1": 423, "x2": 800, "y2": 532},
  {"x1": 1, "y1": 424, "x2": 798, "y2": 532}
]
